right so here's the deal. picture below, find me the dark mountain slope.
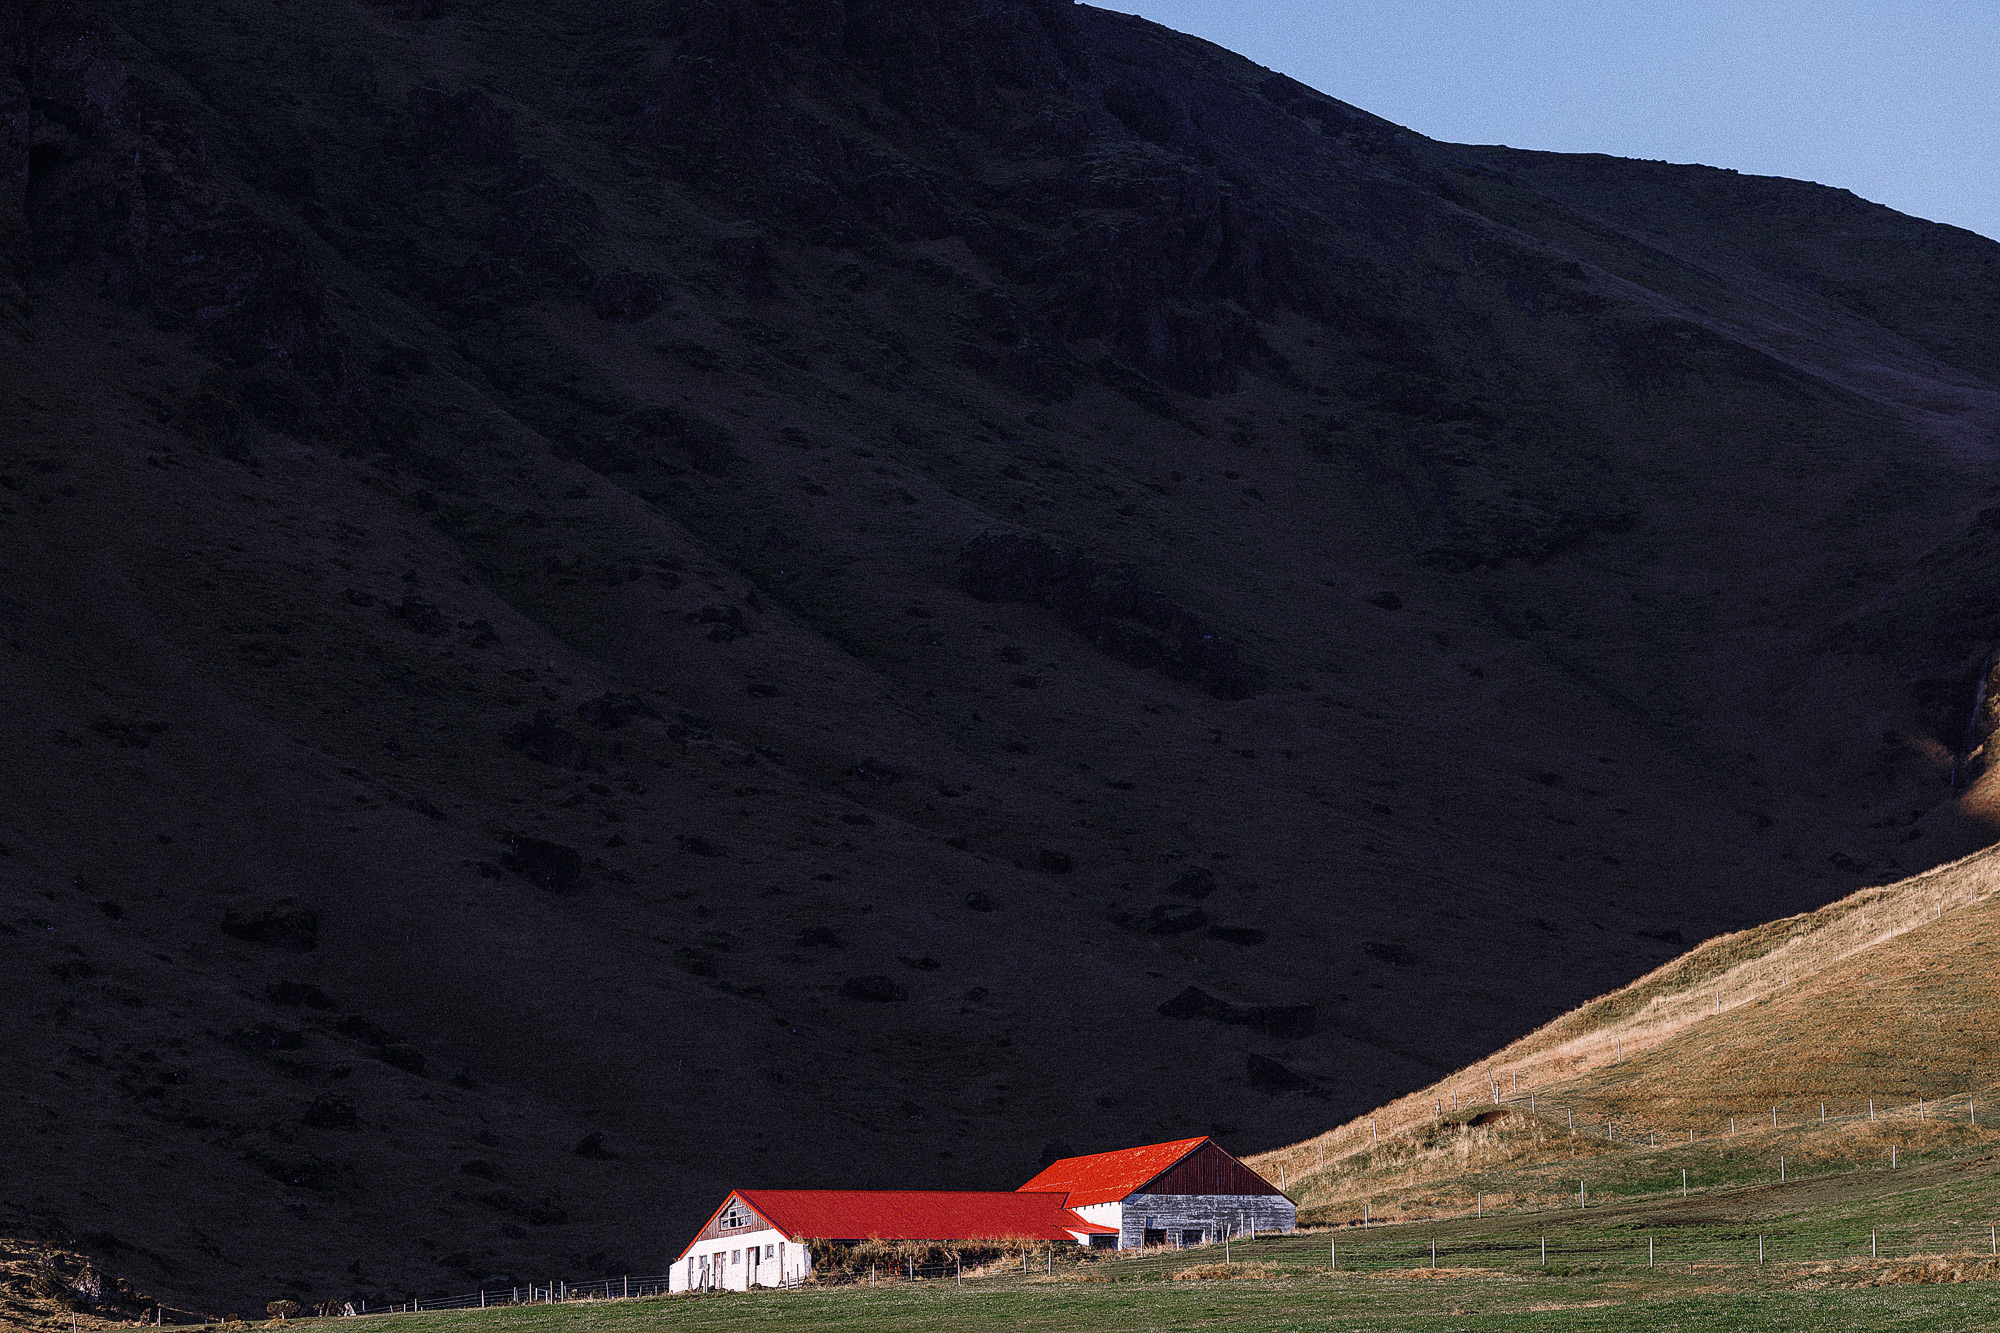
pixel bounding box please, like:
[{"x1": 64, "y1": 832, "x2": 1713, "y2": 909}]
[{"x1": 4, "y1": 0, "x2": 1999, "y2": 1312}]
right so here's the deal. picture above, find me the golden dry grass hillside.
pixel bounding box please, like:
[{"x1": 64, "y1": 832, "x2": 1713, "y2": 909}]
[{"x1": 1259, "y1": 841, "x2": 2000, "y2": 1218}]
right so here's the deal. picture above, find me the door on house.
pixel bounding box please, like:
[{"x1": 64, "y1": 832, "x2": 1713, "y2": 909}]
[{"x1": 748, "y1": 1244, "x2": 761, "y2": 1286}]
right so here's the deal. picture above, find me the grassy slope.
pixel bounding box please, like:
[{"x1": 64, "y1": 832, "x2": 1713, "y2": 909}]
[{"x1": 1258, "y1": 842, "x2": 2000, "y2": 1223}]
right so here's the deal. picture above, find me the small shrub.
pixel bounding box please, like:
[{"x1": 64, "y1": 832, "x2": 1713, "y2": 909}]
[{"x1": 1172, "y1": 1263, "x2": 1272, "y2": 1281}]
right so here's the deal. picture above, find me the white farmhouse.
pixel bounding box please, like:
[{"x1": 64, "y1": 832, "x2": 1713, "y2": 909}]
[{"x1": 666, "y1": 1188, "x2": 1111, "y2": 1292}]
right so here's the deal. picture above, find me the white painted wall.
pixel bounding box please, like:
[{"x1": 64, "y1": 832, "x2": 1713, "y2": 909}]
[
  {"x1": 1073, "y1": 1200, "x2": 1123, "y2": 1244},
  {"x1": 668, "y1": 1226, "x2": 804, "y2": 1292}
]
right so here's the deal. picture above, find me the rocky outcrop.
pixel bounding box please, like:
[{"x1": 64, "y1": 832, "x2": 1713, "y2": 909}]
[
  {"x1": 6, "y1": 6, "x2": 371, "y2": 443},
  {"x1": 1156, "y1": 986, "x2": 1315, "y2": 1039},
  {"x1": 960, "y1": 528, "x2": 1264, "y2": 699}
]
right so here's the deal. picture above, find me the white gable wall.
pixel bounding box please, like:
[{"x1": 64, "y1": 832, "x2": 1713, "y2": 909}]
[
  {"x1": 668, "y1": 1226, "x2": 803, "y2": 1292},
  {"x1": 1072, "y1": 1199, "x2": 1122, "y2": 1241}
]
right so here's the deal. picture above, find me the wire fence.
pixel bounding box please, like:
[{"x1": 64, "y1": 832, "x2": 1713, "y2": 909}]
[
  {"x1": 1018, "y1": 1224, "x2": 2000, "y2": 1279},
  {"x1": 1270, "y1": 1083, "x2": 2000, "y2": 1197},
  {"x1": 322, "y1": 1275, "x2": 676, "y2": 1315},
  {"x1": 299, "y1": 1212, "x2": 2000, "y2": 1318}
]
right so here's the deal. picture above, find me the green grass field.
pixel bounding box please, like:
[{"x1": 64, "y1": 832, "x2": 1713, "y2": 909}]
[
  {"x1": 284, "y1": 1149, "x2": 2000, "y2": 1333},
  {"x1": 301, "y1": 1281, "x2": 2000, "y2": 1333}
]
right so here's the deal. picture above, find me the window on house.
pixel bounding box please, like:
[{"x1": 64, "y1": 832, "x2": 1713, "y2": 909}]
[
  {"x1": 721, "y1": 1204, "x2": 750, "y2": 1230},
  {"x1": 1181, "y1": 1230, "x2": 1204, "y2": 1246},
  {"x1": 765, "y1": 1245, "x2": 775, "y2": 1259},
  {"x1": 732, "y1": 1250, "x2": 741, "y2": 1264}
]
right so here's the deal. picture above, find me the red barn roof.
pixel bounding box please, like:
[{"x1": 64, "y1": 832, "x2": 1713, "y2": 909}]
[
  {"x1": 698, "y1": 1190, "x2": 1113, "y2": 1249},
  {"x1": 1018, "y1": 1136, "x2": 1278, "y2": 1208}
]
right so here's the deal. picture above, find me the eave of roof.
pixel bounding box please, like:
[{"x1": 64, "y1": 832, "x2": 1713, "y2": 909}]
[{"x1": 688, "y1": 1189, "x2": 1113, "y2": 1250}]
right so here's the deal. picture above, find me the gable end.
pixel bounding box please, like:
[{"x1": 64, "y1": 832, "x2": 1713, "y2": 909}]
[
  {"x1": 692, "y1": 1193, "x2": 779, "y2": 1244},
  {"x1": 1135, "y1": 1140, "x2": 1282, "y2": 1198}
]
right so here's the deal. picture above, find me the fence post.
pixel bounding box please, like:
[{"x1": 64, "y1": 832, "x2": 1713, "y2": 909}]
[
  {"x1": 1870, "y1": 1099, "x2": 1874, "y2": 1121},
  {"x1": 1649, "y1": 1238, "x2": 1654, "y2": 1267},
  {"x1": 1871, "y1": 1231, "x2": 1876, "y2": 1258},
  {"x1": 1759, "y1": 1236, "x2": 1764, "y2": 1265},
  {"x1": 1579, "y1": 1180, "x2": 1585, "y2": 1209},
  {"x1": 1781, "y1": 1155, "x2": 1785, "y2": 1182},
  {"x1": 1682, "y1": 1168, "x2": 1687, "y2": 1198},
  {"x1": 1541, "y1": 1237, "x2": 1545, "y2": 1266},
  {"x1": 1431, "y1": 1239, "x2": 1436, "y2": 1269},
  {"x1": 1330, "y1": 1240, "x2": 1335, "y2": 1270}
]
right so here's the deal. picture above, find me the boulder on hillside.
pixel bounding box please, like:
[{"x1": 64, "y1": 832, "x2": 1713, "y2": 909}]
[
  {"x1": 1156, "y1": 986, "x2": 1315, "y2": 1037},
  {"x1": 503, "y1": 711, "x2": 591, "y2": 770},
  {"x1": 840, "y1": 975, "x2": 907, "y2": 1002},
  {"x1": 503, "y1": 834, "x2": 583, "y2": 894},
  {"x1": 1165, "y1": 867, "x2": 1217, "y2": 899},
  {"x1": 1145, "y1": 903, "x2": 1207, "y2": 935},
  {"x1": 219, "y1": 899, "x2": 319, "y2": 951},
  {"x1": 587, "y1": 270, "x2": 673, "y2": 322}
]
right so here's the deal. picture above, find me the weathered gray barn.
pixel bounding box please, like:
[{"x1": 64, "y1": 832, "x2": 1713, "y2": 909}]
[{"x1": 1017, "y1": 1136, "x2": 1295, "y2": 1248}]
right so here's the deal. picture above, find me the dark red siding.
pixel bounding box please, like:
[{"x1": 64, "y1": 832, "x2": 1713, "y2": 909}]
[{"x1": 1138, "y1": 1141, "x2": 1281, "y2": 1197}]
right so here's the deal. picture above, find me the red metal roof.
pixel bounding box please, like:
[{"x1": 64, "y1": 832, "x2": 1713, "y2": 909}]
[
  {"x1": 715, "y1": 1190, "x2": 1115, "y2": 1245},
  {"x1": 1015, "y1": 1136, "x2": 1214, "y2": 1208}
]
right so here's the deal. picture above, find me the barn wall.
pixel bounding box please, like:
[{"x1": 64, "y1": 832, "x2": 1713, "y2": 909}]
[
  {"x1": 1117, "y1": 1193, "x2": 1296, "y2": 1249},
  {"x1": 1143, "y1": 1141, "x2": 1282, "y2": 1198}
]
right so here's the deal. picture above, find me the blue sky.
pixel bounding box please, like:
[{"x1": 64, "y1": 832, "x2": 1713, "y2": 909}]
[{"x1": 1103, "y1": 1, "x2": 1999, "y2": 241}]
